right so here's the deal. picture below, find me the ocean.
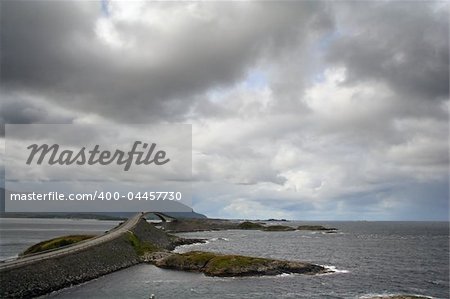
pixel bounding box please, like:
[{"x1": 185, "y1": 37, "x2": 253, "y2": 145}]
[{"x1": 1, "y1": 219, "x2": 448, "y2": 298}]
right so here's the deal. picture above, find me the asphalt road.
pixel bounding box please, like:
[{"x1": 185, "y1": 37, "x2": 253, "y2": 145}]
[{"x1": 0, "y1": 212, "x2": 143, "y2": 271}]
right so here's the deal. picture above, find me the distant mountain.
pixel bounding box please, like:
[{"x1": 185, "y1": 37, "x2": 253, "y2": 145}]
[
  {"x1": 163, "y1": 211, "x2": 207, "y2": 219},
  {"x1": 0, "y1": 188, "x2": 207, "y2": 219}
]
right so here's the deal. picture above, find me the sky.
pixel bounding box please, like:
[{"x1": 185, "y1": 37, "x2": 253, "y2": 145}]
[{"x1": 0, "y1": 0, "x2": 448, "y2": 220}]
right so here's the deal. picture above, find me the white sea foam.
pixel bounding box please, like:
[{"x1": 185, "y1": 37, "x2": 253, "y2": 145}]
[
  {"x1": 359, "y1": 293, "x2": 434, "y2": 299},
  {"x1": 320, "y1": 265, "x2": 350, "y2": 274},
  {"x1": 276, "y1": 273, "x2": 294, "y2": 277},
  {"x1": 174, "y1": 235, "x2": 230, "y2": 252},
  {"x1": 210, "y1": 237, "x2": 229, "y2": 241},
  {"x1": 173, "y1": 241, "x2": 209, "y2": 253}
]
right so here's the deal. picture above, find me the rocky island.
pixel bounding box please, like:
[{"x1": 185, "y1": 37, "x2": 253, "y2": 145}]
[
  {"x1": 20, "y1": 235, "x2": 95, "y2": 255},
  {"x1": 297, "y1": 225, "x2": 337, "y2": 231},
  {"x1": 151, "y1": 251, "x2": 328, "y2": 276},
  {"x1": 263, "y1": 225, "x2": 296, "y2": 231},
  {"x1": 234, "y1": 221, "x2": 336, "y2": 232}
]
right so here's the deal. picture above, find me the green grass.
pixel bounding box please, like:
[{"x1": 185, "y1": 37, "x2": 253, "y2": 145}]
[
  {"x1": 162, "y1": 251, "x2": 216, "y2": 270},
  {"x1": 297, "y1": 225, "x2": 336, "y2": 231},
  {"x1": 238, "y1": 221, "x2": 265, "y2": 230},
  {"x1": 157, "y1": 251, "x2": 327, "y2": 277},
  {"x1": 163, "y1": 251, "x2": 270, "y2": 273},
  {"x1": 162, "y1": 251, "x2": 278, "y2": 276},
  {"x1": 206, "y1": 254, "x2": 268, "y2": 271},
  {"x1": 263, "y1": 225, "x2": 295, "y2": 231},
  {"x1": 177, "y1": 251, "x2": 216, "y2": 265},
  {"x1": 127, "y1": 232, "x2": 160, "y2": 256},
  {"x1": 22, "y1": 235, "x2": 95, "y2": 255}
]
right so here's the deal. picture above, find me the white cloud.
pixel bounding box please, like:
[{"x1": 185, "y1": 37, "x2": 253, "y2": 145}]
[{"x1": 223, "y1": 198, "x2": 292, "y2": 220}]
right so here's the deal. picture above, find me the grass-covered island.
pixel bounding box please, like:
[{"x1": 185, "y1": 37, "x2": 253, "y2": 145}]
[
  {"x1": 150, "y1": 251, "x2": 328, "y2": 277},
  {"x1": 21, "y1": 235, "x2": 95, "y2": 255},
  {"x1": 297, "y1": 225, "x2": 337, "y2": 231},
  {"x1": 237, "y1": 221, "x2": 265, "y2": 230},
  {"x1": 235, "y1": 221, "x2": 335, "y2": 232},
  {"x1": 263, "y1": 225, "x2": 296, "y2": 231}
]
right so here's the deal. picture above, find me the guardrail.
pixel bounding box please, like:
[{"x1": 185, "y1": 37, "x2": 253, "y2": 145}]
[{"x1": 0, "y1": 212, "x2": 144, "y2": 271}]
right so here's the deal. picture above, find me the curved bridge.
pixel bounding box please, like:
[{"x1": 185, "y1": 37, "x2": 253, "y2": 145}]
[
  {"x1": 0, "y1": 212, "x2": 180, "y2": 298},
  {"x1": 143, "y1": 211, "x2": 177, "y2": 222},
  {"x1": 0, "y1": 212, "x2": 175, "y2": 271}
]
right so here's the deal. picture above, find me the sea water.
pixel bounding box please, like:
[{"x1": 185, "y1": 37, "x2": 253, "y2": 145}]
[{"x1": 1, "y1": 219, "x2": 448, "y2": 298}]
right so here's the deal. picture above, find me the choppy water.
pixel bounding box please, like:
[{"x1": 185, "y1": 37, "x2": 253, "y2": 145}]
[{"x1": 1, "y1": 219, "x2": 448, "y2": 298}]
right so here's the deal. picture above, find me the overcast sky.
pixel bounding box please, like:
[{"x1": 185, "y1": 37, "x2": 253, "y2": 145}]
[{"x1": 1, "y1": 1, "x2": 448, "y2": 220}]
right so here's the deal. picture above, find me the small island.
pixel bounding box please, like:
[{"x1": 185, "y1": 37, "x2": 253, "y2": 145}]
[
  {"x1": 237, "y1": 221, "x2": 265, "y2": 230},
  {"x1": 235, "y1": 221, "x2": 336, "y2": 232},
  {"x1": 151, "y1": 251, "x2": 328, "y2": 277},
  {"x1": 297, "y1": 225, "x2": 337, "y2": 231},
  {"x1": 20, "y1": 235, "x2": 95, "y2": 255},
  {"x1": 263, "y1": 225, "x2": 296, "y2": 231}
]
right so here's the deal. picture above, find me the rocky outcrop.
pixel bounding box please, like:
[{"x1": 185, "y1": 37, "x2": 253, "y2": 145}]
[
  {"x1": 132, "y1": 218, "x2": 179, "y2": 249},
  {"x1": 238, "y1": 221, "x2": 265, "y2": 230},
  {"x1": 141, "y1": 251, "x2": 174, "y2": 263},
  {"x1": 0, "y1": 218, "x2": 186, "y2": 298},
  {"x1": 238, "y1": 222, "x2": 333, "y2": 232},
  {"x1": 263, "y1": 225, "x2": 296, "y2": 231},
  {"x1": 170, "y1": 237, "x2": 207, "y2": 248},
  {"x1": 161, "y1": 218, "x2": 238, "y2": 232},
  {"x1": 297, "y1": 225, "x2": 337, "y2": 231},
  {"x1": 153, "y1": 251, "x2": 329, "y2": 277}
]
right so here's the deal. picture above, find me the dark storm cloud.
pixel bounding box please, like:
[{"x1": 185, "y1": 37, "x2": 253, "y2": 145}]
[
  {"x1": 0, "y1": 92, "x2": 75, "y2": 137},
  {"x1": 1, "y1": 1, "x2": 331, "y2": 122},
  {"x1": 326, "y1": 2, "x2": 449, "y2": 100},
  {"x1": 0, "y1": 95, "x2": 74, "y2": 125},
  {"x1": 1, "y1": 1, "x2": 99, "y2": 88}
]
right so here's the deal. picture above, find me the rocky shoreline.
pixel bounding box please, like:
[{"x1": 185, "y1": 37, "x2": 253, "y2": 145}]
[
  {"x1": 2, "y1": 218, "x2": 335, "y2": 298},
  {"x1": 147, "y1": 251, "x2": 329, "y2": 277},
  {"x1": 161, "y1": 219, "x2": 337, "y2": 233}
]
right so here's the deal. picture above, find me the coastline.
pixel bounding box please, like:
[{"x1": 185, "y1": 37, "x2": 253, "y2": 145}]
[
  {"x1": 1, "y1": 218, "x2": 447, "y2": 298},
  {"x1": 0, "y1": 217, "x2": 332, "y2": 298}
]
